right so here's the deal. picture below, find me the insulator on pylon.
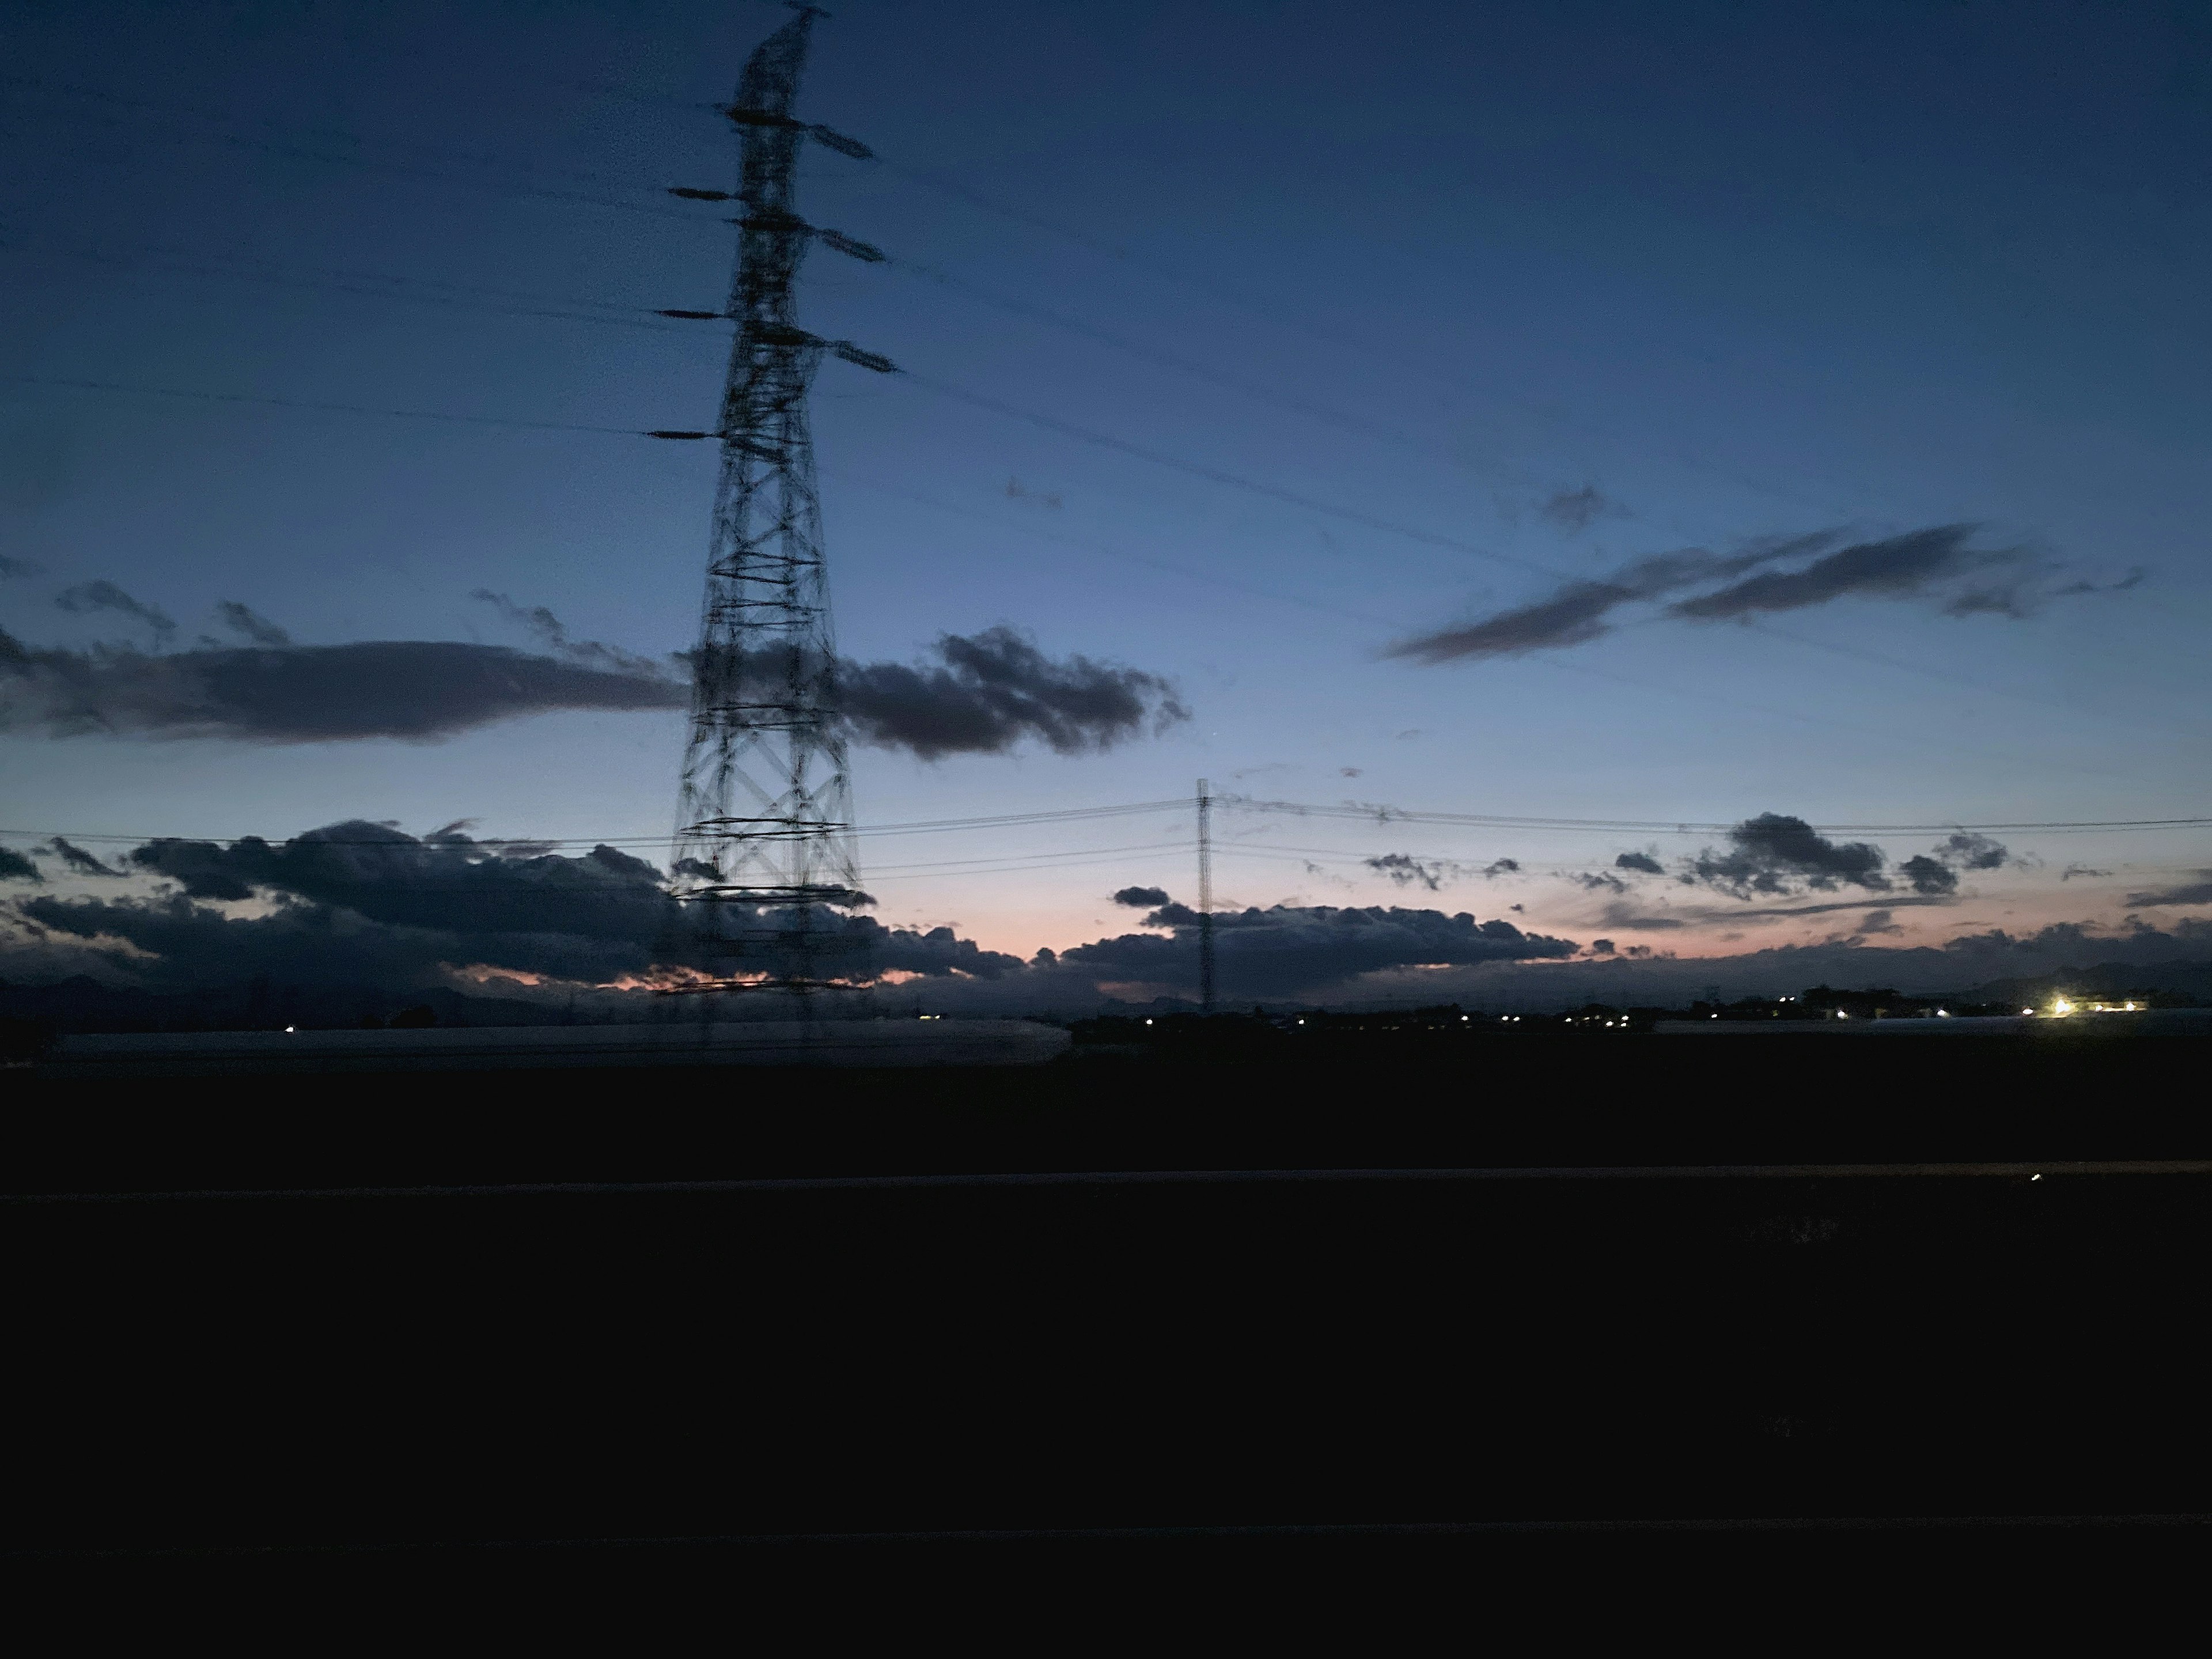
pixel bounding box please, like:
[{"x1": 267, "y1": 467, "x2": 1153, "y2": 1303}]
[
  {"x1": 657, "y1": 309, "x2": 726, "y2": 320},
  {"x1": 816, "y1": 227, "x2": 887, "y2": 263},
  {"x1": 668, "y1": 187, "x2": 737, "y2": 202},
  {"x1": 743, "y1": 321, "x2": 817, "y2": 347},
  {"x1": 724, "y1": 104, "x2": 803, "y2": 129},
  {"x1": 808, "y1": 124, "x2": 873, "y2": 160},
  {"x1": 645, "y1": 430, "x2": 714, "y2": 440},
  {"x1": 830, "y1": 340, "x2": 897, "y2": 374}
]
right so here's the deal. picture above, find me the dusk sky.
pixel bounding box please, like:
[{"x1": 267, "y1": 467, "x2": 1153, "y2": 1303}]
[{"x1": 5, "y1": 0, "x2": 2210, "y2": 1009}]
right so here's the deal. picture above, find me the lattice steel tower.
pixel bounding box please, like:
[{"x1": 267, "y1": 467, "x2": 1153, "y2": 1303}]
[{"x1": 668, "y1": 5, "x2": 889, "y2": 991}]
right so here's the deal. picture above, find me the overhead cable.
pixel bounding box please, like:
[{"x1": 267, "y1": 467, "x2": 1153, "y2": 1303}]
[
  {"x1": 3, "y1": 375, "x2": 653, "y2": 436},
  {"x1": 5, "y1": 801, "x2": 2207, "y2": 853}
]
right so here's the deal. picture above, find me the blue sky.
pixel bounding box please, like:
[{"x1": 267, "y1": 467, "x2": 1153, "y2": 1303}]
[{"x1": 3, "y1": 0, "x2": 2209, "y2": 988}]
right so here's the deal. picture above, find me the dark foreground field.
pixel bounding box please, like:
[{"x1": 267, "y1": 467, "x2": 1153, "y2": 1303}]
[{"x1": 7, "y1": 1027, "x2": 2207, "y2": 1608}]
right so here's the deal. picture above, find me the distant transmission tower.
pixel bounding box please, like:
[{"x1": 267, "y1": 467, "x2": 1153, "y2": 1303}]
[
  {"x1": 1196, "y1": 778, "x2": 1216, "y2": 1014},
  {"x1": 663, "y1": 5, "x2": 894, "y2": 995}
]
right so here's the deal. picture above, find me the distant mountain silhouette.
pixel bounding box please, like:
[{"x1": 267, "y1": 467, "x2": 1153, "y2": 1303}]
[{"x1": 1961, "y1": 960, "x2": 2212, "y2": 1009}]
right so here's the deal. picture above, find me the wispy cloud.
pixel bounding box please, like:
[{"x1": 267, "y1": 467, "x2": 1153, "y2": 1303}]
[
  {"x1": 1669, "y1": 525, "x2": 2037, "y2": 622},
  {"x1": 55, "y1": 579, "x2": 175, "y2": 649},
  {"x1": 1387, "y1": 535, "x2": 1833, "y2": 663},
  {"x1": 2124, "y1": 872, "x2": 2212, "y2": 908},
  {"x1": 1391, "y1": 524, "x2": 2122, "y2": 665},
  {"x1": 1365, "y1": 853, "x2": 1518, "y2": 891},
  {"x1": 1540, "y1": 484, "x2": 1612, "y2": 533},
  {"x1": 214, "y1": 601, "x2": 291, "y2": 647},
  {"x1": 46, "y1": 836, "x2": 122, "y2": 877}
]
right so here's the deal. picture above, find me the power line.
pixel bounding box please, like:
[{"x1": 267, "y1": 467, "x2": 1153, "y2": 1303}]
[
  {"x1": 898, "y1": 369, "x2": 1560, "y2": 582},
  {"x1": 0, "y1": 801, "x2": 1191, "y2": 849},
  {"x1": 7, "y1": 801, "x2": 2207, "y2": 851},
  {"x1": 887, "y1": 255, "x2": 1567, "y2": 501},
  {"x1": 3, "y1": 219, "x2": 1584, "y2": 541},
  {"x1": 3, "y1": 374, "x2": 661, "y2": 436},
  {"x1": 864, "y1": 838, "x2": 1192, "y2": 876},
  {"x1": 12, "y1": 63, "x2": 1866, "y2": 532},
  {"x1": 0, "y1": 234, "x2": 696, "y2": 335},
  {"x1": 1224, "y1": 800, "x2": 2212, "y2": 836},
  {"x1": 0, "y1": 70, "x2": 683, "y2": 198},
  {"x1": 839, "y1": 164, "x2": 1861, "y2": 524},
  {"x1": 1, "y1": 75, "x2": 717, "y2": 225}
]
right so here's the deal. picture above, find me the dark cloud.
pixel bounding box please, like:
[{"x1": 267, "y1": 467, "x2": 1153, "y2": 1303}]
[
  {"x1": 55, "y1": 579, "x2": 175, "y2": 648},
  {"x1": 127, "y1": 823, "x2": 670, "y2": 937},
  {"x1": 1695, "y1": 893, "x2": 1953, "y2": 923},
  {"x1": 1614, "y1": 850, "x2": 1665, "y2": 875},
  {"x1": 1485, "y1": 858, "x2": 1520, "y2": 877},
  {"x1": 1, "y1": 630, "x2": 688, "y2": 742},
  {"x1": 0, "y1": 845, "x2": 40, "y2": 882},
  {"x1": 2061, "y1": 863, "x2": 2111, "y2": 882},
  {"x1": 3, "y1": 615, "x2": 1183, "y2": 757},
  {"x1": 215, "y1": 601, "x2": 291, "y2": 647},
  {"x1": 0, "y1": 555, "x2": 44, "y2": 578},
  {"x1": 1669, "y1": 525, "x2": 2032, "y2": 622},
  {"x1": 1678, "y1": 824, "x2": 2006, "y2": 902},
  {"x1": 16, "y1": 819, "x2": 2212, "y2": 1016},
  {"x1": 1935, "y1": 832, "x2": 2011, "y2": 871},
  {"x1": 2124, "y1": 872, "x2": 2212, "y2": 908},
  {"x1": 1061, "y1": 902, "x2": 1578, "y2": 998},
  {"x1": 1898, "y1": 855, "x2": 1959, "y2": 897},
  {"x1": 1540, "y1": 485, "x2": 1610, "y2": 533},
  {"x1": 6, "y1": 819, "x2": 1027, "y2": 994},
  {"x1": 836, "y1": 626, "x2": 1187, "y2": 760},
  {"x1": 1386, "y1": 536, "x2": 1831, "y2": 664},
  {"x1": 1572, "y1": 871, "x2": 1628, "y2": 894},
  {"x1": 1112, "y1": 885, "x2": 1172, "y2": 909},
  {"x1": 47, "y1": 836, "x2": 121, "y2": 878},
  {"x1": 1685, "y1": 813, "x2": 1890, "y2": 898}
]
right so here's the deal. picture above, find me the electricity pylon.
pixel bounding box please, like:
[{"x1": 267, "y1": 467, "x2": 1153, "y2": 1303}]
[{"x1": 664, "y1": 5, "x2": 892, "y2": 994}]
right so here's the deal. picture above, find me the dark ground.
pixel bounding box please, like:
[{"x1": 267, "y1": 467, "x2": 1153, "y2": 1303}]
[{"x1": 6, "y1": 1028, "x2": 2206, "y2": 1613}]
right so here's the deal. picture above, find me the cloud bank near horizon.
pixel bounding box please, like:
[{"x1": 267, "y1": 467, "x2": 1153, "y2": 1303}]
[{"x1": 4, "y1": 815, "x2": 2202, "y2": 1014}]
